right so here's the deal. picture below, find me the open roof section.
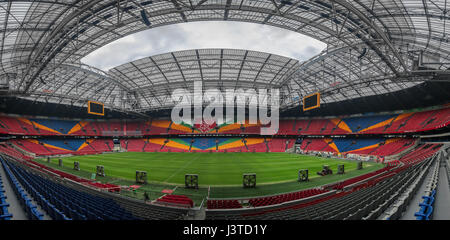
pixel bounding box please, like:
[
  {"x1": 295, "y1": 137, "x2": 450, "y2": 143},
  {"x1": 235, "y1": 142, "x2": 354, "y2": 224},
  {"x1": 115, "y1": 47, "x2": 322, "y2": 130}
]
[
  {"x1": 1, "y1": 0, "x2": 449, "y2": 114},
  {"x1": 108, "y1": 48, "x2": 300, "y2": 110},
  {"x1": 80, "y1": 21, "x2": 327, "y2": 71}
]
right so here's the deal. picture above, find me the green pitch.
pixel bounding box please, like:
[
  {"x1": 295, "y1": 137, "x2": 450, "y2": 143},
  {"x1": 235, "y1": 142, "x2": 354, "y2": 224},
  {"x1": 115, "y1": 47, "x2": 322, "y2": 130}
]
[{"x1": 45, "y1": 152, "x2": 381, "y2": 186}]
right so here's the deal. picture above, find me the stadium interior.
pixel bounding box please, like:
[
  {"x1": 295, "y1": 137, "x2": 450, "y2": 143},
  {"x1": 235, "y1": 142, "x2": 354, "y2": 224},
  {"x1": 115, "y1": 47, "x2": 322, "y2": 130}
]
[{"x1": 0, "y1": 0, "x2": 450, "y2": 221}]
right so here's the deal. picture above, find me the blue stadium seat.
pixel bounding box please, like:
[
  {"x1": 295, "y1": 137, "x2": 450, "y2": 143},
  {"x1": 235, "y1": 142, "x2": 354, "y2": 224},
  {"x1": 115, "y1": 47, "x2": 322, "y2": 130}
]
[
  {"x1": 0, "y1": 157, "x2": 43, "y2": 220},
  {"x1": 1, "y1": 158, "x2": 138, "y2": 220},
  {"x1": 0, "y1": 169, "x2": 13, "y2": 220}
]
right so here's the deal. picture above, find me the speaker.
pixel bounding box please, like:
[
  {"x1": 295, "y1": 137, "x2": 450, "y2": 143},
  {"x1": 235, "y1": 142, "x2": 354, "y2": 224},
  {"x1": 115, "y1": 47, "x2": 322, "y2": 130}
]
[
  {"x1": 74, "y1": 161, "x2": 80, "y2": 171},
  {"x1": 357, "y1": 161, "x2": 363, "y2": 170},
  {"x1": 136, "y1": 171, "x2": 148, "y2": 184},
  {"x1": 298, "y1": 169, "x2": 309, "y2": 182},
  {"x1": 185, "y1": 174, "x2": 198, "y2": 189},
  {"x1": 96, "y1": 165, "x2": 105, "y2": 177},
  {"x1": 338, "y1": 164, "x2": 345, "y2": 174},
  {"x1": 243, "y1": 173, "x2": 256, "y2": 188}
]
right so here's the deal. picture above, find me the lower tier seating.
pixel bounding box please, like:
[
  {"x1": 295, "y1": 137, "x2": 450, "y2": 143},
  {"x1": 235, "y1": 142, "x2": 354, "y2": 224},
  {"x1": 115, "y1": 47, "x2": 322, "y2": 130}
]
[
  {"x1": 1, "y1": 157, "x2": 136, "y2": 220},
  {"x1": 205, "y1": 143, "x2": 442, "y2": 212},
  {"x1": 205, "y1": 154, "x2": 435, "y2": 220},
  {"x1": 207, "y1": 200, "x2": 243, "y2": 209},
  {"x1": 248, "y1": 188, "x2": 329, "y2": 207},
  {"x1": 0, "y1": 153, "x2": 189, "y2": 220},
  {"x1": 1, "y1": 157, "x2": 44, "y2": 220},
  {"x1": 155, "y1": 195, "x2": 194, "y2": 208},
  {"x1": 0, "y1": 168, "x2": 12, "y2": 220}
]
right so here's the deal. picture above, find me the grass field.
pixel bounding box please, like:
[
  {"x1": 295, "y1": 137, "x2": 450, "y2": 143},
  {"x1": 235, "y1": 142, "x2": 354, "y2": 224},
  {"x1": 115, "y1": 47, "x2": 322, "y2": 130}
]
[{"x1": 36, "y1": 152, "x2": 384, "y2": 205}]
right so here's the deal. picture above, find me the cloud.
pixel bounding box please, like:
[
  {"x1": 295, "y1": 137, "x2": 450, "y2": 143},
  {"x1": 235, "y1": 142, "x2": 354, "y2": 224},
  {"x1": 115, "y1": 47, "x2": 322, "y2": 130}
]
[{"x1": 81, "y1": 21, "x2": 327, "y2": 71}]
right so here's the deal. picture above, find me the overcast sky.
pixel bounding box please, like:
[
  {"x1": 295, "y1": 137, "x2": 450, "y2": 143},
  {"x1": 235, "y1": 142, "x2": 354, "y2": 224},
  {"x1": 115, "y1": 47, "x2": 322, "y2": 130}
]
[{"x1": 81, "y1": 21, "x2": 327, "y2": 71}]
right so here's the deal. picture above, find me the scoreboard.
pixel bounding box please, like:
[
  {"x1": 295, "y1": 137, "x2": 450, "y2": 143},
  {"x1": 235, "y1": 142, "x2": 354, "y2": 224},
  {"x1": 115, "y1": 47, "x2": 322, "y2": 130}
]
[
  {"x1": 88, "y1": 101, "x2": 104, "y2": 116},
  {"x1": 303, "y1": 92, "x2": 320, "y2": 111}
]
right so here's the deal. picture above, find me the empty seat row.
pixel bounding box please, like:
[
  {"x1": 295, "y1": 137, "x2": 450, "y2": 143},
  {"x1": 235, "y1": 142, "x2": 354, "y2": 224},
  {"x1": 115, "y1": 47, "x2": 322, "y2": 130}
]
[
  {"x1": 328, "y1": 166, "x2": 394, "y2": 190},
  {"x1": 2, "y1": 157, "x2": 138, "y2": 220},
  {"x1": 156, "y1": 195, "x2": 194, "y2": 208},
  {"x1": 0, "y1": 157, "x2": 43, "y2": 220},
  {"x1": 248, "y1": 188, "x2": 328, "y2": 207},
  {"x1": 9, "y1": 139, "x2": 114, "y2": 157},
  {"x1": 205, "y1": 155, "x2": 431, "y2": 220},
  {"x1": 414, "y1": 158, "x2": 440, "y2": 220},
  {"x1": 207, "y1": 200, "x2": 242, "y2": 209},
  {"x1": 0, "y1": 167, "x2": 12, "y2": 220},
  {"x1": 1, "y1": 107, "x2": 448, "y2": 136}
]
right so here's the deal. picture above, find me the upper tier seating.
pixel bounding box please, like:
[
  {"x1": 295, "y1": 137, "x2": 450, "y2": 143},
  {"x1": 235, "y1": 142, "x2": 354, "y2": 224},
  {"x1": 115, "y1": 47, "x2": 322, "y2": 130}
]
[
  {"x1": 0, "y1": 116, "x2": 28, "y2": 135},
  {"x1": 277, "y1": 120, "x2": 296, "y2": 135},
  {"x1": 301, "y1": 138, "x2": 335, "y2": 152},
  {"x1": 1, "y1": 106, "x2": 447, "y2": 136}
]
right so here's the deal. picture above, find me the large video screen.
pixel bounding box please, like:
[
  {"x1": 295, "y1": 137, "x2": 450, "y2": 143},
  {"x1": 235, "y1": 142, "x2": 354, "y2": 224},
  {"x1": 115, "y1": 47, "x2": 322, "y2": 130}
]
[
  {"x1": 88, "y1": 101, "x2": 104, "y2": 116},
  {"x1": 303, "y1": 93, "x2": 320, "y2": 111}
]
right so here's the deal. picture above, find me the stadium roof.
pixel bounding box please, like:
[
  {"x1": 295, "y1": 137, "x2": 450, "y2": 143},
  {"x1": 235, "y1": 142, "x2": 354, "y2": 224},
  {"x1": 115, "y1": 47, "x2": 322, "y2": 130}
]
[
  {"x1": 1, "y1": 0, "x2": 449, "y2": 114},
  {"x1": 109, "y1": 49, "x2": 300, "y2": 110}
]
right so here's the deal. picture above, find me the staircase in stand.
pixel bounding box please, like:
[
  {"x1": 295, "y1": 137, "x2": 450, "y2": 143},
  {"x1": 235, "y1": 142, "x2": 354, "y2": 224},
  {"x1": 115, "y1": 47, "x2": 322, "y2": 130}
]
[
  {"x1": 243, "y1": 138, "x2": 249, "y2": 151},
  {"x1": 304, "y1": 119, "x2": 312, "y2": 132},
  {"x1": 161, "y1": 138, "x2": 169, "y2": 150},
  {"x1": 142, "y1": 140, "x2": 148, "y2": 152},
  {"x1": 189, "y1": 139, "x2": 194, "y2": 152},
  {"x1": 320, "y1": 121, "x2": 329, "y2": 134},
  {"x1": 319, "y1": 140, "x2": 332, "y2": 152},
  {"x1": 105, "y1": 142, "x2": 112, "y2": 151},
  {"x1": 331, "y1": 119, "x2": 342, "y2": 134},
  {"x1": 292, "y1": 120, "x2": 297, "y2": 134},
  {"x1": 420, "y1": 111, "x2": 439, "y2": 129},
  {"x1": 88, "y1": 142, "x2": 97, "y2": 152},
  {"x1": 146, "y1": 119, "x2": 153, "y2": 135},
  {"x1": 383, "y1": 115, "x2": 398, "y2": 132},
  {"x1": 15, "y1": 119, "x2": 29, "y2": 133},
  {"x1": 397, "y1": 113, "x2": 416, "y2": 131},
  {"x1": 167, "y1": 121, "x2": 173, "y2": 134}
]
